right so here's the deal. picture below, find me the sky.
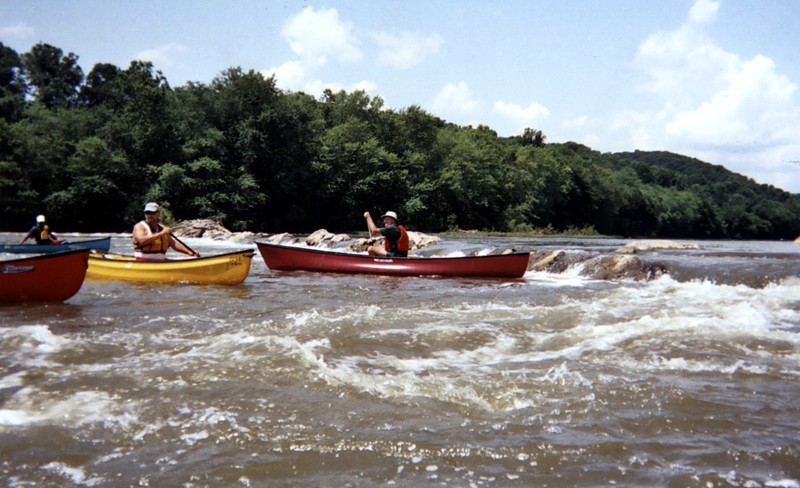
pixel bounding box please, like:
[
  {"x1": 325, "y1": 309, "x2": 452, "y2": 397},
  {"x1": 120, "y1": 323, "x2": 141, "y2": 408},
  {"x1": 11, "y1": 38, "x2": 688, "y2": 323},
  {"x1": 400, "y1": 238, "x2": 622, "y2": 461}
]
[{"x1": 2, "y1": 0, "x2": 800, "y2": 193}]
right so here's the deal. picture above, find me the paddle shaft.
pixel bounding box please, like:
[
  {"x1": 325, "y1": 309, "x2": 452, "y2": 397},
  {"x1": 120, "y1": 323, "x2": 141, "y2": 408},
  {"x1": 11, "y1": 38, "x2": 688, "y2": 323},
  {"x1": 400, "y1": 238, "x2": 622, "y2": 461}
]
[{"x1": 159, "y1": 225, "x2": 197, "y2": 255}]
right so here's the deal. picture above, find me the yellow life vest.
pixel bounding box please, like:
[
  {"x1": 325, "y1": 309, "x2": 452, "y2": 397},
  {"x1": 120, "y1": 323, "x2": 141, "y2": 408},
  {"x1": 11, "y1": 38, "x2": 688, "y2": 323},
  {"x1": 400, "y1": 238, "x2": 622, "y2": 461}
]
[
  {"x1": 38, "y1": 225, "x2": 53, "y2": 243},
  {"x1": 133, "y1": 221, "x2": 169, "y2": 256}
]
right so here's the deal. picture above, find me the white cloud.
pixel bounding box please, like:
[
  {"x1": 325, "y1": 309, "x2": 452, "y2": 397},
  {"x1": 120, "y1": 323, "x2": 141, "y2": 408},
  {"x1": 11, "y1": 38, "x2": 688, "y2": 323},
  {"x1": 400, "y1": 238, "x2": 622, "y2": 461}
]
[
  {"x1": 493, "y1": 100, "x2": 550, "y2": 134},
  {"x1": 666, "y1": 55, "x2": 797, "y2": 150},
  {"x1": 612, "y1": 0, "x2": 800, "y2": 191},
  {"x1": 0, "y1": 22, "x2": 34, "y2": 40},
  {"x1": 430, "y1": 82, "x2": 483, "y2": 123},
  {"x1": 266, "y1": 8, "x2": 444, "y2": 109},
  {"x1": 265, "y1": 7, "x2": 373, "y2": 96},
  {"x1": 370, "y1": 31, "x2": 442, "y2": 69},
  {"x1": 264, "y1": 60, "x2": 307, "y2": 91},
  {"x1": 135, "y1": 42, "x2": 187, "y2": 68},
  {"x1": 304, "y1": 79, "x2": 378, "y2": 97},
  {"x1": 349, "y1": 80, "x2": 379, "y2": 94},
  {"x1": 581, "y1": 134, "x2": 602, "y2": 149},
  {"x1": 281, "y1": 7, "x2": 362, "y2": 65},
  {"x1": 562, "y1": 115, "x2": 589, "y2": 129},
  {"x1": 264, "y1": 61, "x2": 377, "y2": 97},
  {"x1": 634, "y1": 24, "x2": 736, "y2": 105},
  {"x1": 688, "y1": 0, "x2": 719, "y2": 25}
]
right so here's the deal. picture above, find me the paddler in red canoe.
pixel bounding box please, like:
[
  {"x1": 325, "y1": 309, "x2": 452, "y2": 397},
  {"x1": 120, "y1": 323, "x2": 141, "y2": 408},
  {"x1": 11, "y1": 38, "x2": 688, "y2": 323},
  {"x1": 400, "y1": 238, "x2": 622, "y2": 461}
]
[{"x1": 363, "y1": 210, "x2": 410, "y2": 257}]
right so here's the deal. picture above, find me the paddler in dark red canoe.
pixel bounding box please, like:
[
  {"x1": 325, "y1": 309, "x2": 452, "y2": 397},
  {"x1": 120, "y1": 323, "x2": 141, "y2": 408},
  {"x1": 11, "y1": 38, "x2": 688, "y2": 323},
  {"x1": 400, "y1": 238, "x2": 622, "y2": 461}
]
[{"x1": 363, "y1": 210, "x2": 409, "y2": 257}]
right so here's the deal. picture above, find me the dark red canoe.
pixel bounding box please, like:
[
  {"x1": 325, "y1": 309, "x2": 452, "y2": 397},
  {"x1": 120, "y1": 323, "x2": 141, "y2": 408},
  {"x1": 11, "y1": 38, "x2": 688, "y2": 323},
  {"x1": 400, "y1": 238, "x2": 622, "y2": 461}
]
[
  {"x1": 256, "y1": 242, "x2": 530, "y2": 278},
  {"x1": 0, "y1": 249, "x2": 89, "y2": 303}
]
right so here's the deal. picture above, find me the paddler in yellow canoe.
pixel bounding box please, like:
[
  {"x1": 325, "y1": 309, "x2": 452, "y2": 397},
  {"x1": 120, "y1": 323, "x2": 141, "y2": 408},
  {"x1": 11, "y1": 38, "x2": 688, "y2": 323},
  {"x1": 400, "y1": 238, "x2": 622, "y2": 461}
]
[{"x1": 132, "y1": 202, "x2": 200, "y2": 260}]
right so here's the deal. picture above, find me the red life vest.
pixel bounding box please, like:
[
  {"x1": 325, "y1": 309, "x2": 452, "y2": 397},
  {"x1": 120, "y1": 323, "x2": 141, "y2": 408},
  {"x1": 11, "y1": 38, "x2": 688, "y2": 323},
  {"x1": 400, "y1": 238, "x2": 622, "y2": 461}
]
[{"x1": 384, "y1": 225, "x2": 409, "y2": 256}]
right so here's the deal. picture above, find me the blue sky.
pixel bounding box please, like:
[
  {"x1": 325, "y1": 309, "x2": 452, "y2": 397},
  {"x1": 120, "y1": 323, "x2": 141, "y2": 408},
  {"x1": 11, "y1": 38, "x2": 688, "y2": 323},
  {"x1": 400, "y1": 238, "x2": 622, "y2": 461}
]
[{"x1": 2, "y1": 0, "x2": 799, "y2": 193}]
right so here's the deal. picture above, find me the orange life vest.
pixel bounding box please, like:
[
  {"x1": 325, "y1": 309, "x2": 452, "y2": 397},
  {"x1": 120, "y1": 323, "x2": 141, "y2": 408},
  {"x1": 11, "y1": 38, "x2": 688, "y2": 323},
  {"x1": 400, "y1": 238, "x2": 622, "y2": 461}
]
[
  {"x1": 384, "y1": 224, "x2": 409, "y2": 257},
  {"x1": 133, "y1": 221, "x2": 170, "y2": 255}
]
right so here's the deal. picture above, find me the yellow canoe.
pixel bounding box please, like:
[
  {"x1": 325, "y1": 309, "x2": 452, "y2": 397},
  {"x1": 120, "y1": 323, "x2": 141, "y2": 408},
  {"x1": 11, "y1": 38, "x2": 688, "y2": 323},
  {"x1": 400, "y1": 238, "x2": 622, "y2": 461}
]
[{"x1": 87, "y1": 250, "x2": 255, "y2": 285}]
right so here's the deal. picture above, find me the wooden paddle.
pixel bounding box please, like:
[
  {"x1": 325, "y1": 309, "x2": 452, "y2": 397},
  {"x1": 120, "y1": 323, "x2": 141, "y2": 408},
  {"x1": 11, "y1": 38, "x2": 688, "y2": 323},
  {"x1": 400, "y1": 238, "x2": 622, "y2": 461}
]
[
  {"x1": 172, "y1": 233, "x2": 198, "y2": 257},
  {"x1": 159, "y1": 225, "x2": 198, "y2": 257}
]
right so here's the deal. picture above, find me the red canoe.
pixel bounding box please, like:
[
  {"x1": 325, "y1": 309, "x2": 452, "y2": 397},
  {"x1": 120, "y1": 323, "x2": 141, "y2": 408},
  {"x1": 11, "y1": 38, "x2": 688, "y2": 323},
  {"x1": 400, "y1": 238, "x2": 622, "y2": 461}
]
[
  {"x1": 256, "y1": 242, "x2": 530, "y2": 278},
  {"x1": 0, "y1": 249, "x2": 90, "y2": 303}
]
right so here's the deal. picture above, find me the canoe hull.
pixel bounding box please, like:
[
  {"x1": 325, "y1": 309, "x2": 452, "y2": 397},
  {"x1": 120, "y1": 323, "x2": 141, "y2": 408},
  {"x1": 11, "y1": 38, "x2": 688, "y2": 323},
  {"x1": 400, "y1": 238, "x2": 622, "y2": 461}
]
[
  {"x1": 256, "y1": 242, "x2": 530, "y2": 278},
  {"x1": 87, "y1": 250, "x2": 254, "y2": 285},
  {"x1": 0, "y1": 237, "x2": 112, "y2": 254},
  {"x1": 0, "y1": 249, "x2": 89, "y2": 303}
]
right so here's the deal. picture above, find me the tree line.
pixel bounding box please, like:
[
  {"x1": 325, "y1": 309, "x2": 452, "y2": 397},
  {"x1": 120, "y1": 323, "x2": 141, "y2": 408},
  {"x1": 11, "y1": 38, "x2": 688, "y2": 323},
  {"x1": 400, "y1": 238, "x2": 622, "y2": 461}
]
[{"x1": 1, "y1": 42, "x2": 798, "y2": 239}]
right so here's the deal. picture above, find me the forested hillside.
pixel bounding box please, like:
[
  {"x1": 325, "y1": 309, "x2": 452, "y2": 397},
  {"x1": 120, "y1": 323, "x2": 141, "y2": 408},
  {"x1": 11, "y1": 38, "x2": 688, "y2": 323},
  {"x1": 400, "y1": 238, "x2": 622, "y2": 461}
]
[{"x1": 2, "y1": 42, "x2": 798, "y2": 238}]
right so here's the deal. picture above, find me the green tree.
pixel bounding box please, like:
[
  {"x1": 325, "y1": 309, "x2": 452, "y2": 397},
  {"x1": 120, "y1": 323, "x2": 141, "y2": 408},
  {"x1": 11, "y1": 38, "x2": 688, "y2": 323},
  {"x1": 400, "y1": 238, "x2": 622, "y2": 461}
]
[
  {"x1": 432, "y1": 126, "x2": 509, "y2": 230},
  {"x1": 22, "y1": 43, "x2": 83, "y2": 109},
  {"x1": 314, "y1": 117, "x2": 404, "y2": 229},
  {"x1": 46, "y1": 137, "x2": 134, "y2": 230},
  {"x1": 80, "y1": 62, "x2": 121, "y2": 108},
  {"x1": 515, "y1": 127, "x2": 546, "y2": 147},
  {"x1": 0, "y1": 42, "x2": 26, "y2": 121}
]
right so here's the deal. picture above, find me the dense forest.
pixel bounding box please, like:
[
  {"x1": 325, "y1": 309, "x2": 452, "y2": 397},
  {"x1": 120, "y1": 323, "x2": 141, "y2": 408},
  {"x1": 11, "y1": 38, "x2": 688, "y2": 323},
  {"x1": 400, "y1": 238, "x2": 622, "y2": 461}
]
[{"x1": 1, "y1": 42, "x2": 798, "y2": 239}]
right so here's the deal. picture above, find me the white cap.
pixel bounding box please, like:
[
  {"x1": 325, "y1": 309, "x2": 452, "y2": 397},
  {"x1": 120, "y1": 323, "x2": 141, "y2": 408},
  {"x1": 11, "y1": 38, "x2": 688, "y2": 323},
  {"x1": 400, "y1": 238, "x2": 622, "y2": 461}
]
[
  {"x1": 144, "y1": 202, "x2": 160, "y2": 213},
  {"x1": 381, "y1": 211, "x2": 398, "y2": 221},
  {"x1": 36, "y1": 214, "x2": 46, "y2": 223}
]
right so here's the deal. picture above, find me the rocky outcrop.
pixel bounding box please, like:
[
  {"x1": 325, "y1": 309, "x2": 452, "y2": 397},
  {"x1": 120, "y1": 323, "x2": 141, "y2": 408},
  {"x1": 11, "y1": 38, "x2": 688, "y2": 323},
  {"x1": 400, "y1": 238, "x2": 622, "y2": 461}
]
[
  {"x1": 408, "y1": 230, "x2": 441, "y2": 250},
  {"x1": 174, "y1": 219, "x2": 258, "y2": 244},
  {"x1": 172, "y1": 221, "x2": 441, "y2": 252},
  {"x1": 263, "y1": 232, "x2": 292, "y2": 244},
  {"x1": 527, "y1": 249, "x2": 667, "y2": 281},
  {"x1": 529, "y1": 250, "x2": 570, "y2": 273},
  {"x1": 174, "y1": 220, "x2": 667, "y2": 281},
  {"x1": 616, "y1": 240, "x2": 700, "y2": 254},
  {"x1": 580, "y1": 255, "x2": 668, "y2": 281},
  {"x1": 174, "y1": 219, "x2": 232, "y2": 239},
  {"x1": 305, "y1": 229, "x2": 350, "y2": 247},
  {"x1": 349, "y1": 230, "x2": 441, "y2": 253}
]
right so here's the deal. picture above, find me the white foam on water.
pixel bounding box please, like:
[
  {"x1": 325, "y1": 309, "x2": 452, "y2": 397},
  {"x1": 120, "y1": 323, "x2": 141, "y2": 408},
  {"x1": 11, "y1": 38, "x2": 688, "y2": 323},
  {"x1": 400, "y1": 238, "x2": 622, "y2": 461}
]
[
  {"x1": 42, "y1": 462, "x2": 104, "y2": 487},
  {"x1": 765, "y1": 480, "x2": 800, "y2": 488},
  {"x1": 522, "y1": 268, "x2": 594, "y2": 287},
  {"x1": 0, "y1": 388, "x2": 138, "y2": 431},
  {"x1": 0, "y1": 370, "x2": 26, "y2": 389},
  {"x1": 264, "y1": 275, "x2": 800, "y2": 411},
  {"x1": 0, "y1": 325, "x2": 73, "y2": 367},
  {"x1": 180, "y1": 429, "x2": 210, "y2": 446},
  {"x1": 179, "y1": 236, "x2": 255, "y2": 249},
  {"x1": 269, "y1": 332, "x2": 495, "y2": 409}
]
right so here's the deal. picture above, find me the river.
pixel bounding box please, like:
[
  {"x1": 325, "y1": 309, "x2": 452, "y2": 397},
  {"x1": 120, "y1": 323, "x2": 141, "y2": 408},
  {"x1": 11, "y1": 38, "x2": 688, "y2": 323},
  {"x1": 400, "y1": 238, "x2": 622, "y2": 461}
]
[{"x1": 1, "y1": 234, "x2": 799, "y2": 487}]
